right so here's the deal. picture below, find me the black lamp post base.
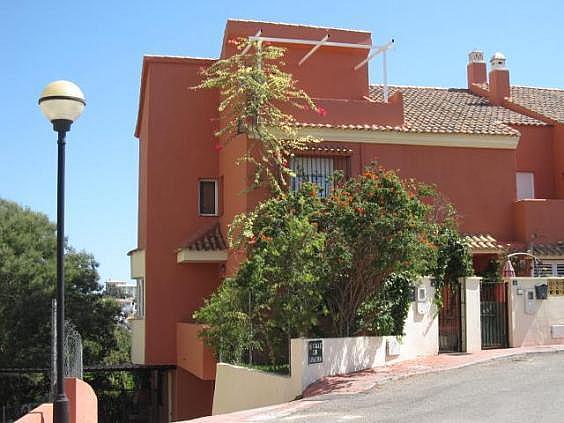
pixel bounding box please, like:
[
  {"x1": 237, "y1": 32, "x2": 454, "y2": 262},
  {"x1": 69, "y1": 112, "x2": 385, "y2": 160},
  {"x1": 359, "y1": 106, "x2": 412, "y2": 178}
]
[{"x1": 53, "y1": 393, "x2": 69, "y2": 423}]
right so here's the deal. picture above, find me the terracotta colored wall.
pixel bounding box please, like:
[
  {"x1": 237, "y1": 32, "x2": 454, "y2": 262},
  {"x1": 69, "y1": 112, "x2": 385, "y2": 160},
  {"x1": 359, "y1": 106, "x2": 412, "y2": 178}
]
[
  {"x1": 177, "y1": 322, "x2": 217, "y2": 380},
  {"x1": 553, "y1": 124, "x2": 564, "y2": 198},
  {"x1": 174, "y1": 367, "x2": 215, "y2": 421},
  {"x1": 512, "y1": 124, "x2": 555, "y2": 199},
  {"x1": 16, "y1": 378, "x2": 97, "y2": 423},
  {"x1": 354, "y1": 142, "x2": 516, "y2": 240},
  {"x1": 66, "y1": 378, "x2": 98, "y2": 423},
  {"x1": 144, "y1": 59, "x2": 222, "y2": 366},
  {"x1": 137, "y1": 80, "x2": 150, "y2": 249},
  {"x1": 291, "y1": 93, "x2": 404, "y2": 127},
  {"x1": 222, "y1": 20, "x2": 372, "y2": 100},
  {"x1": 513, "y1": 199, "x2": 564, "y2": 243}
]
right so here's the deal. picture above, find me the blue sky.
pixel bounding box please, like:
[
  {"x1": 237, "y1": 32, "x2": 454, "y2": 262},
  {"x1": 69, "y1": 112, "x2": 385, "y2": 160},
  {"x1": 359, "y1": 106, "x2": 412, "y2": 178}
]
[{"x1": 1, "y1": 0, "x2": 562, "y2": 285}]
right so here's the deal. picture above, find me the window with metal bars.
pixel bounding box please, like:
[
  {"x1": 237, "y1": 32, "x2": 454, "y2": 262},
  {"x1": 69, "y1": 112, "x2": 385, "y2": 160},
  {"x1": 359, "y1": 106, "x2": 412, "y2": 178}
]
[
  {"x1": 533, "y1": 261, "x2": 564, "y2": 277},
  {"x1": 290, "y1": 155, "x2": 350, "y2": 198}
]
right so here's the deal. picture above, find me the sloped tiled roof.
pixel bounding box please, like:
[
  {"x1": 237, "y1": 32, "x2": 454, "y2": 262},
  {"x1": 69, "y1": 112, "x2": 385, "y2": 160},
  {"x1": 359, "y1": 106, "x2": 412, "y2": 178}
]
[
  {"x1": 509, "y1": 86, "x2": 564, "y2": 124},
  {"x1": 181, "y1": 224, "x2": 227, "y2": 251},
  {"x1": 464, "y1": 234, "x2": 506, "y2": 253},
  {"x1": 368, "y1": 85, "x2": 545, "y2": 136},
  {"x1": 298, "y1": 144, "x2": 354, "y2": 154},
  {"x1": 532, "y1": 242, "x2": 564, "y2": 257}
]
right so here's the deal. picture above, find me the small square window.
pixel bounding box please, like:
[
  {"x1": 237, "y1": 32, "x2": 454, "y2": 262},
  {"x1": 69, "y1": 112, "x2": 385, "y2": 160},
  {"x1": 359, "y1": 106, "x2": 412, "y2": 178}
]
[{"x1": 199, "y1": 180, "x2": 218, "y2": 216}]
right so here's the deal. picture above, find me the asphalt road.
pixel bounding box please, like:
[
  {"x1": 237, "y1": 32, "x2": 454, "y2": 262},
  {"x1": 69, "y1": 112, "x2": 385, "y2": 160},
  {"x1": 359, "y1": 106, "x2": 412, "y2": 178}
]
[{"x1": 278, "y1": 352, "x2": 564, "y2": 423}]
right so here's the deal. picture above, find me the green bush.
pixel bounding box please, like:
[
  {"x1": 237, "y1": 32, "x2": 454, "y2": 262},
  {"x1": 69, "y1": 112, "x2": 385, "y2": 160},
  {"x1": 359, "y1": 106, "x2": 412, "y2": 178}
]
[{"x1": 195, "y1": 165, "x2": 473, "y2": 366}]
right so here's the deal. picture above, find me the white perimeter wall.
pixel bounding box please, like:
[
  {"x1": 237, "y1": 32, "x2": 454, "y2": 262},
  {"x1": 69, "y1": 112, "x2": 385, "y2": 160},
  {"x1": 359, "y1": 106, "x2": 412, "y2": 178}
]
[
  {"x1": 508, "y1": 277, "x2": 564, "y2": 347},
  {"x1": 212, "y1": 277, "x2": 438, "y2": 415}
]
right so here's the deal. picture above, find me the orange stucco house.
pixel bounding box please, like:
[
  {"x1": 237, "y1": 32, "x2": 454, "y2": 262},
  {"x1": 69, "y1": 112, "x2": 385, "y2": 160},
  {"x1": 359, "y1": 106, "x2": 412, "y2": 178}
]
[{"x1": 128, "y1": 19, "x2": 564, "y2": 420}]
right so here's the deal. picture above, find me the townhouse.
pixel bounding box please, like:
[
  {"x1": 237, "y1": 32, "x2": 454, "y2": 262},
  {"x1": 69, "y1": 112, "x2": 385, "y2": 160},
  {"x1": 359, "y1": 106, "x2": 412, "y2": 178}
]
[{"x1": 128, "y1": 19, "x2": 564, "y2": 420}]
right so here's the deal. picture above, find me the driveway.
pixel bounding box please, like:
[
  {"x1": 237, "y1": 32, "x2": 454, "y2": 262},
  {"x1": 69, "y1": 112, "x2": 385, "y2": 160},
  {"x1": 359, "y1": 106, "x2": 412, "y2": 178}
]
[{"x1": 276, "y1": 352, "x2": 564, "y2": 422}]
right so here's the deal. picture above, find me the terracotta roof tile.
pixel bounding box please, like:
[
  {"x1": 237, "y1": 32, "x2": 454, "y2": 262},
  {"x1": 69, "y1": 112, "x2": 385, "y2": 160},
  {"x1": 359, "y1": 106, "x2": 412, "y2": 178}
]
[
  {"x1": 182, "y1": 224, "x2": 227, "y2": 251},
  {"x1": 532, "y1": 242, "x2": 564, "y2": 257},
  {"x1": 509, "y1": 86, "x2": 564, "y2": 123},
  {"x1": 464, "y1": 234, "x2": 506, "y2": 252},
  {"x1": 369, "y1": 85, "x2": 545, "y2": 136},
  {"x1": 298, "y1": 144, "x2": 353, "y2": 153}
]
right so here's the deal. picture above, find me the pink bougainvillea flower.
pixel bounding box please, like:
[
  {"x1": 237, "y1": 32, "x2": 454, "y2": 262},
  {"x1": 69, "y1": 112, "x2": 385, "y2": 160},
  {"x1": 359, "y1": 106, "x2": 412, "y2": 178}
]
[
  {"x1": 317, "y1": 106, "x2": 328, "y2": 117},
  {"x1": 214, "y1": 143, "x2": 224, "y2": 152},
  {"x1": 227, "y1": 39, "x2": 238, "y2": 45}
]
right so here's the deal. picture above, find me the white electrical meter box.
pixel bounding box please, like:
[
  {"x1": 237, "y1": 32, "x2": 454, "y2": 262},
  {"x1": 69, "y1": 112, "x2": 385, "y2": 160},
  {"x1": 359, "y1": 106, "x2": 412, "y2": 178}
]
[
  {"x1": 416, "y1": 287, "x2": 429, "y2": 315},
  {"x1": 525, "y1": 289, "x2": 535, "y2": 314},
  {"x1": 386, "y1": 337, "x2": 401, "y2": 356}
]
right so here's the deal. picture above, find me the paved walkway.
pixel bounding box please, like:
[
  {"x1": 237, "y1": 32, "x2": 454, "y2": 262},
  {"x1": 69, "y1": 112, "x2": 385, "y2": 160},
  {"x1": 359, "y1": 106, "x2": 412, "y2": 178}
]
[{"x1": 188, "y1": 344, "x2": 564, "y2": 422}]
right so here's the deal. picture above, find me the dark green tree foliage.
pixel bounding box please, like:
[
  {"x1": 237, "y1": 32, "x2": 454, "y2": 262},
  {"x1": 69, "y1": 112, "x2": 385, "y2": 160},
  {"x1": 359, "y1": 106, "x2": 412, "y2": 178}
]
[
  {"x1": 356, "y1": 272, "x2": 414, "y2": 336},
  {"x1": 0, "y1": 198, "x2": 129, "y2": 412},
  {"x1": 319, "y1": 169, "x2": 435, "y2": 336},
  {"x1": 195, "y1": 191, "x2": 326, "y2": 364},
  {"x1": 195, "y1": 165, "x2": 473, "y2": 365},
  {"x1": 432, "y1": 227, "x2": 474, "y2": 306}
]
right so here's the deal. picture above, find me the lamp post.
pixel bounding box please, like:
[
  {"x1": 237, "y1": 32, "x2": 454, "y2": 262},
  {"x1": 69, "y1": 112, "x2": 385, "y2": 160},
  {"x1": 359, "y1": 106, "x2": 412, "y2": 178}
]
[{"x1": 38, "y1": 80, "x2": 85, "y2": 423}]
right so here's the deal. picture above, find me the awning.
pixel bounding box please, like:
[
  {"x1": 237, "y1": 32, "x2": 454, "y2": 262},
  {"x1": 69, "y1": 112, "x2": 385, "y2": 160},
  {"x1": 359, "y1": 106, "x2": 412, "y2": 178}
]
[
  {"x1": 464, "y1": 234, "x2": 505, "y2": 254},
  {"x1": 177, "y1": 224, "x2": 228, "y2": 263}
]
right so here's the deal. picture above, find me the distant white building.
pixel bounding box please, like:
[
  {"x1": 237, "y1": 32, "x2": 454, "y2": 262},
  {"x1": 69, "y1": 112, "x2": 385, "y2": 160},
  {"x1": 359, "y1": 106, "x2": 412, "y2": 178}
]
[{"x1": 105, "y1": 279, "x2": 137, "y2": 318}]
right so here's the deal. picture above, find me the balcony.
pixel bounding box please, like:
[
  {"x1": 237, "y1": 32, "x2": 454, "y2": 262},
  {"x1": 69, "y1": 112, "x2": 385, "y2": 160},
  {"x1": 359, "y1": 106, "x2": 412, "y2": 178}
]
[
  {"x1": 176, "y1": 323, "x2": 217, "y2": 380},
  {"x1": 176, "y1": 248, "x2": 228, "y2": 264},
  {"x1": 514, "y1": 199, "x2": 564, "y2": 243},
  {"x1": 128, "y1": 248, "x2": 145, "y2": 279},
  {"x1": 289, "y1": 92, "x2": 404, "y2": 128},
  {"x1": 130, "y1": 318, "x2": 145, "y2": 364}
]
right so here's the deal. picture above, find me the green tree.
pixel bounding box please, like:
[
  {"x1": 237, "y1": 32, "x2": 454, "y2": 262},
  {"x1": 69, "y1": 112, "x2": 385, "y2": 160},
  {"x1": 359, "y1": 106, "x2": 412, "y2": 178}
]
[
  {"x1": 318, "y1": 167, "x2": 438, "y2": 336},
  {"x1": 0, "y1": 198, "x2": 130, "y2": 412},
  {"x1": 196, "y1": 187, "x2": 326, "y2": 365},
  {"x1": 194, "y1": 38, "x2": 320, "y2": 194}
]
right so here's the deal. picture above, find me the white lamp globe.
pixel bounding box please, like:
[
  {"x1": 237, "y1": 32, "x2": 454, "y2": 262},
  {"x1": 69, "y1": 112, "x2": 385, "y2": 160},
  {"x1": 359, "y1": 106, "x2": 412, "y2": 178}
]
[{"x1": 38, "y1": 80, "x2": 86, "y2": 123}]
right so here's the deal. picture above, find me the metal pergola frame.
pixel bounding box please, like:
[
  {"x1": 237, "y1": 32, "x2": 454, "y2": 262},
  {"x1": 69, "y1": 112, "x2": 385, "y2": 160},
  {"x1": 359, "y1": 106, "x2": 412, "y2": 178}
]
[{"x1": 243, "y1": 32, "x2": 395, "y2": 102}]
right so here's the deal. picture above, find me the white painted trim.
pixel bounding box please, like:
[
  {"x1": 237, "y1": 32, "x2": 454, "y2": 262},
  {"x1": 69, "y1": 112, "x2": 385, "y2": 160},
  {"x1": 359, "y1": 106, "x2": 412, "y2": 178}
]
[
  {"x1": 177, "y1": 249, "x2": 228, "y2": 263},
  {"x1": 354, "y1": 40, "x2": 394, "y2": 71},
  {"x1": 298, "y1": 34, "x2": 329, "y2": 66},
  {"x1": 295, "y1": 127, "x2": 520, "y2": 149},
  {"x1": 469, "y1": 248, "x2": 504, "y2": 255},
  {"x1": 249, "y1": 35, "x2": 372, "y2": 50}
]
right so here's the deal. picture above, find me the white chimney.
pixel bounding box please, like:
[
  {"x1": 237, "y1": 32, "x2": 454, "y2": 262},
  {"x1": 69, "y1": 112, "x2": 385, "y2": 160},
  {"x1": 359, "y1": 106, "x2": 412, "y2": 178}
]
[{"x1": 490, "y1": 52, "x2": 507, "y2": 70}]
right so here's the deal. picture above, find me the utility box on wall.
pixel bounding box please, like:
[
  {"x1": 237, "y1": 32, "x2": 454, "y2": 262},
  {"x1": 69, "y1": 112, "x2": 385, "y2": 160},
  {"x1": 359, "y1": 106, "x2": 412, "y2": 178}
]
[
  {"x1": 535, "y1": 284, "x2": 548, "y2": 300},
  {"x1": 386, "y1": 337, "x2": 401, "y2": 356},
  {"x1": 525, "y1": 289, "x2": 535, "y2": 314}
]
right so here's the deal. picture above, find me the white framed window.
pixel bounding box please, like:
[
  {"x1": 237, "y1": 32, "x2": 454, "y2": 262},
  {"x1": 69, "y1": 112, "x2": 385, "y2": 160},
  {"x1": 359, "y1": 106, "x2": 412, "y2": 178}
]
[
  {"x1": 199, "y1": 179, "x2": 218, "y2": 216},
  {"x1": 516, "y1": 172, "x2": 535, "y2": 200},
  {"x1": 135, "y1": 278, "x2": 145, "y2": 318}
]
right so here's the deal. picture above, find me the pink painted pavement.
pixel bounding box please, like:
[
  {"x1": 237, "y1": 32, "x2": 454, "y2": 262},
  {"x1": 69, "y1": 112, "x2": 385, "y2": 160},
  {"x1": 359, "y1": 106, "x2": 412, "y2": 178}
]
[{"x1": 187, "y1": 344, "x2": 564, "y2": 422}]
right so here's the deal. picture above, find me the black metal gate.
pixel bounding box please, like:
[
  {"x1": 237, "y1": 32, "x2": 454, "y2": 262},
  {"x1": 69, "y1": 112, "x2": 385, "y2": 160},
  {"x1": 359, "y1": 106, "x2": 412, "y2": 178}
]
[
  {"x1": 480, "y1": 281, "x2": 508, "y2": 349},
  {"x1": 439, "y1": 282, "x2": 462, "y2": 352}
]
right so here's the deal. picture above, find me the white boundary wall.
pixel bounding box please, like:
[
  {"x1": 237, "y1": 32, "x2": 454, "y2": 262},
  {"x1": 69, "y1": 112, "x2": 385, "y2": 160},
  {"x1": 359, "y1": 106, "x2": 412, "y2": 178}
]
[
  {"x1": 212, "y1": 277, "x2": 438, "y2": 415},
  {"x1": 508, "y1": 277, "x2": 564, "y2": 347}
]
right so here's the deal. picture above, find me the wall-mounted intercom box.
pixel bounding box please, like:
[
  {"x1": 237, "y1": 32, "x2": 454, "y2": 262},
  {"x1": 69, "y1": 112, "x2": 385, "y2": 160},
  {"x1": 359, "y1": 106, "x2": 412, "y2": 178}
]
[{"x1": 416, "y1": 287, "x2": 429, "y2": 315}]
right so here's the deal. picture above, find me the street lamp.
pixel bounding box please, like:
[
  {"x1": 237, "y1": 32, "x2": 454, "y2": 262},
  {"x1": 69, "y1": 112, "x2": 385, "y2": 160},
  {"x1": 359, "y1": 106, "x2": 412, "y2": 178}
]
[{"x1": 38, "y1": 80, "x2": 85, "y2": 423}]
